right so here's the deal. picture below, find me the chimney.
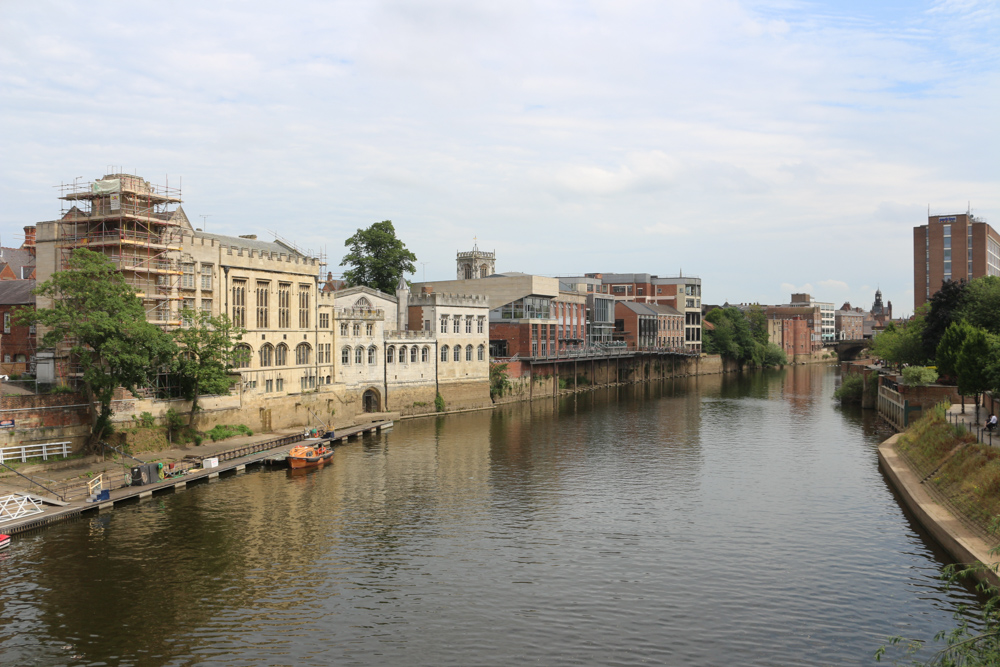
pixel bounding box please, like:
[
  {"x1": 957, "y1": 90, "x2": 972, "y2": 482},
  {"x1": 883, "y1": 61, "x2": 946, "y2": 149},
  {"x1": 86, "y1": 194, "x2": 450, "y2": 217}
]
[{"x1": 22, "y1": 225, "x2": 36, "y2": 256}]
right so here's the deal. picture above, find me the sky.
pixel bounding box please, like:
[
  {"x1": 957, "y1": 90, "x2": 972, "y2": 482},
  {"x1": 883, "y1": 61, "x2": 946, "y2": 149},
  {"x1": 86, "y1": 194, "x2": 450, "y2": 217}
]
[{"x1": 1, "y1": 0, "x2": 998, "y2": 316}]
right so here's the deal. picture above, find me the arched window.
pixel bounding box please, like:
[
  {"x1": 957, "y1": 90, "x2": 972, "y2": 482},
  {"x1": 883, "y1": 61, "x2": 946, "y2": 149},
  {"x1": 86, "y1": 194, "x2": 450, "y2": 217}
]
[
  {"x1": 421, "y1": 346, "x2": 429, "y2": 362},
  {"x1": 464, "y1": 264, "x2": 472, "y2": 279},
  {"x1": 354, "y1": 296, "x2": 373, "y2": 310},
  {"x1": 295, "y1": 343, "x2": 311, "y2": 365},
  {"x1": 259, "y1": 343, "x2": 274, "y2": 367},
  {"x1": 466, "y1": 344, "x2": 473, "y2": 361},
  {"x1": 275, "y1": 343, "x2": 288, "y2": 366},
  {"x1": 410, "y1": 346, "x2": 417, "y2": 363},
  {"x1": 441, "y1": 345, "x2": 449, "y2": 362},
  {"x1": 480, "y1": 264, "x2": 488, "y2": 278},
  {"x1": 453, "y1": 345, "x2": 461, "y2": 362},
  {"x1": 355, "y1": 347, "x2": 363, "y2": 364},
  {"x1": 353, "y1": 323, "x2": 361, "y2": 336},
  {"x1": 368, "y1": 346, "x2": 377, "y2": 365},
  {"x1": 478, "y1": 344, "x2": 485, "y2": 361},
  {"x1": 233, "y1": 344, "x2": 252, "y2": 369},
  {"x1": 386, "y1": 346, "x2": 395, "y2": 363},
  {"x1": 399, "y1": 346, "x2": 407, "y2": 363},
  {"x1": 342, "y1": 346, "x2": 351, "y2": 364}
]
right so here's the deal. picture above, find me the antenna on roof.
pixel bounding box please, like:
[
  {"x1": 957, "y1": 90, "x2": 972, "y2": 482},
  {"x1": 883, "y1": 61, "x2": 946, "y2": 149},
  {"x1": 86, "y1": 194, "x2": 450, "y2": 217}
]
[{"x1": 200, "y1": 215, "x2": 210, "y2": 231}]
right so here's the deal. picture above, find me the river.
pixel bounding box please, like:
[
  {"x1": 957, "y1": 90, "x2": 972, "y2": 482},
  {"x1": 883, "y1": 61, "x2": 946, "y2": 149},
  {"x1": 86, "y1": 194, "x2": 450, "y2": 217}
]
[{"x1": 0, "y1": 365, "x2": 984, "y2": 665}]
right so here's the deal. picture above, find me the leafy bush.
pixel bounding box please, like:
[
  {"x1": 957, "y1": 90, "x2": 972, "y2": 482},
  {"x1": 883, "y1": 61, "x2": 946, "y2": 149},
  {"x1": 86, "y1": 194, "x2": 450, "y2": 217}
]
[
  {"x1": 902, "y1": 365, "x2": 939, "y2": 386},
  {"x1": 834, "y1": 373, "x2": 864, "y2": 403},
  {"x1": 206, "y1": 424, "x2": 253, "y2": 442},
  {"x1": 46, "y1": 384, "x2": 75, "y2": 394},
  {"x1": 135, "y1": 411, "x2": 156, "y2": 428},
  {"x1": 434, "y1": 393, "x2": 445, "y2": 412}
]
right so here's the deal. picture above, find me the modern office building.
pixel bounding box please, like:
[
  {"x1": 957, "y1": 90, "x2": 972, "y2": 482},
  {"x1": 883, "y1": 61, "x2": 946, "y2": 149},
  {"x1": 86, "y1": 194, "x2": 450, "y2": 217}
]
[{"x1": 913, "y1": 212, "x2": 1000, "y2": 309}]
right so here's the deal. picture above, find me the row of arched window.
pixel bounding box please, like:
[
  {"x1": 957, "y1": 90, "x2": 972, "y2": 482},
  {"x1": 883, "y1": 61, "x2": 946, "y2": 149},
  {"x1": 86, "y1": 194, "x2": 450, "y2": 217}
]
[
  {"x1": 385, "y1": 345, "x2": 430, "y2": 364},
  {"x1": 232, "y1": 342, "x2": 312, "y2": 369},
  {"x1": 440, "y1": 344, "x2": 485, "y2": 362}
]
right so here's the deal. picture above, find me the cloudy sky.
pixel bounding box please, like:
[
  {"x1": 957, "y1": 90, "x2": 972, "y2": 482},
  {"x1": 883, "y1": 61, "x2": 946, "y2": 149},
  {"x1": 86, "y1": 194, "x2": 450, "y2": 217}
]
[{"x1": 2, "y1": 0, "x2": 997, "y2": 314}]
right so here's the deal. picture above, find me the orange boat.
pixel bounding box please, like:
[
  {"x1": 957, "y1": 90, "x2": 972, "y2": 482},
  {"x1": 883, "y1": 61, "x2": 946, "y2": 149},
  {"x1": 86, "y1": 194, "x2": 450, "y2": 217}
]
[{"x1": 286, "y1": 444, "x2": 334, "y2": 469}]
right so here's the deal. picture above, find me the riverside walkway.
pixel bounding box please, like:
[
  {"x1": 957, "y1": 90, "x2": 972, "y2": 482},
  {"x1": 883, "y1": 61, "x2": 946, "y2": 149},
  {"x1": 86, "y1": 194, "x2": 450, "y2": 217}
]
[
  {"x1": 0, "y1": 421, "x2": 391, "y2": 536},
  {"x1": 945, "y1": 404, "x2": 1000, "y2": 447}
]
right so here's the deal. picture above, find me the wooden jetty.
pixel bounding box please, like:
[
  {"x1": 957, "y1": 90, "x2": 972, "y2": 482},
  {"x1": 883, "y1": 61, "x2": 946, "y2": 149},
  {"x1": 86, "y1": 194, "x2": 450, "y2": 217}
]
[{"x1": 0, "y1": 421, "x2": 391, "y2": 537}]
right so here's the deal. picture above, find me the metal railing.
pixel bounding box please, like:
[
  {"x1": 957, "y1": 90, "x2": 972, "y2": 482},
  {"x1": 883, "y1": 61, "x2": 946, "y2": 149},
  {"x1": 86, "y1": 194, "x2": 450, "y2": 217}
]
[{"x1": 0, "y1": 441, "x2": 72, "y2": 464}]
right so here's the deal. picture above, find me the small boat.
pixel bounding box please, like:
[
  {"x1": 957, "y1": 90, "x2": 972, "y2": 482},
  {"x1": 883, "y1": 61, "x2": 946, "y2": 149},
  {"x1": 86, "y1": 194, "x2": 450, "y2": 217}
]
[
  {"x1": 286, "y1": 444, "x2": 334, "y2": 469},
  {"x1": 0, "y1": 534, "x2": 10, "y2": 550}
]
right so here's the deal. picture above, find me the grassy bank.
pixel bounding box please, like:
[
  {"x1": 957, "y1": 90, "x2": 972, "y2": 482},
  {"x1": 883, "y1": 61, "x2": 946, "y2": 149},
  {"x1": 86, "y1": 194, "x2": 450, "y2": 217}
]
[{"x1": 897, "y1": 403, "x2": 1000, "y2": 537}]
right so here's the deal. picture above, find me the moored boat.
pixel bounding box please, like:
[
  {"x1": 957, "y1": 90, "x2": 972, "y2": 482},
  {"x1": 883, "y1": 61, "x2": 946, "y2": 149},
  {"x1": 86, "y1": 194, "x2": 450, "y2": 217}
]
[
  {"x1": 286, "y1": 444, "x2": 334, "y2": 469},
  {"x1": 0, "y1": 534, "x2": 10, "y2": 550}
]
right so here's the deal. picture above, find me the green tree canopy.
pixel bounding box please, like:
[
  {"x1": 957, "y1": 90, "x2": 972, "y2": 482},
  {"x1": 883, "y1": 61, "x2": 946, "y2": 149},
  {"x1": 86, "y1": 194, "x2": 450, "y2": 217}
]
[
  {"x1": 936, "y1": 320, "x2": 974, "y2": 380},
  {"x1": 340, "y1": 220, "x2": 417, "y2": 294},
  {"x1": 18, "y1": 248, "x2": 175, "y2": 447},
  {"x1": 172, "y1": 309, "x2": 247, "y2": 425},
  {"x1": 871, "y1": 316, "x2": 927, "y2": 368},
  {"x1": 922, "y1": 279, "x2": 966, "y2": 360},
  {"x1": 956, "y1": 327, "x2": 996, "y2": 422},
  {"x1": 703, "y1": 307, "x2": 781, "y2": 368},
  {"x1": 958, "y1": 275, "x2": 1000, "y2": 335}
]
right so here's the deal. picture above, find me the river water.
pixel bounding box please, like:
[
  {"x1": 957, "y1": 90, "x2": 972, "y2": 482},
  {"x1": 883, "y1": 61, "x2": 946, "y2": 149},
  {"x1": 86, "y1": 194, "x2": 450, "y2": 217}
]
[{"x1": 0, "y1": 365, "x2": 985, "y2": 665}]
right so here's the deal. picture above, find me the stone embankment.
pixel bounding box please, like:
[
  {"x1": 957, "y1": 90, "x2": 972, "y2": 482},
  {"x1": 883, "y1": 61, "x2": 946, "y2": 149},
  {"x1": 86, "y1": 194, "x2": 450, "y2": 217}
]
[{"x1": 878, "y1": 432, "x2": 1000, "y2": 587}]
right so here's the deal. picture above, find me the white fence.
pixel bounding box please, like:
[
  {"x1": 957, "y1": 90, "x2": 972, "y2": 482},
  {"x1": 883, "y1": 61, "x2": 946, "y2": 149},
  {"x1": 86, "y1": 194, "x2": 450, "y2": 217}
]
[
  {"x1": 0, "y1": 494, "x2": 44, "y2": 524},
  {"x1": 0, "y1": 441, "x2": 72, "y2": 464}
]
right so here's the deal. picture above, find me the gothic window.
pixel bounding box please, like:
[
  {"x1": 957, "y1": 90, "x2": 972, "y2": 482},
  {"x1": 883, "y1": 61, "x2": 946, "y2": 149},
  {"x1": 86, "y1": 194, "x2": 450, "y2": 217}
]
[
  {"x1": 453, "y1": 317, "x2": 460, "y2": 333},
  {"x1": 480, "y1": 264, "x2": 488, "y2": 278},
  {"x1": 410, "y1": 346, "x2": 417, "y2": 363},
  {"x1": 464, "y1": 264, "x2": 472, "y2": 279},
  {"x1": 387, "y1": 346, "x2": 395, "y2": 363},
  {"x1": 478, "y1": 344, "x2": 485, "y2": 361},
  {"x1": 340, "y1": 322, "x2": 348, "y2": 336},
  {"x1": 399, "y1": 346, "x2": 407, "y2": 363},
  {"x1": 368, "y1": 346, "x2": 377, "y2": 365},
  {"x1": 233, "y1": 344, "x2": 252, "y2": 369},
  {"x1": 259, "y1": 343, "x2": 274, "y2": 367},
  {"x1": 465, "y1": 316, "x2": 472, "y2": 333},
  {"x1": 353, "y1": 323, "x2": 361, "y2": 336},
  {"x1": 354, "y1": 297, "x2": 373, "y2": 310},
  {"x1": 441, "y1": 345, "x2": 449, "y2": 362},
  {"x1": 275, "y1": 343, "x2": 288, "y2": 366},
  {"x1": 231, "y1": 279, "x2": 247, "y2": 328},
  {"x1": 422, "y1": 346, "x2": 429, "y2": 362},
  {"x1": 278, "y1": 283, "x2": 291, "y2": 328},
  {"x1": 355, "y1": 347, "x2": 363, "y2": 364},
  {"x1": 440, "y1": 316, "x2": 448, "y2": 333},
  {"x1": 453, "y1": 345, "x2": 461, "y2": 362},
  {"x1": 298, "y1": 285, "x2": 310, "y2": 328},
  {"x1": 295, "y1": 343, "x2": 311, "y2": 365},
  {"x1": 466, "y1": 344, "x2": 473, "y2": 361},
  {"x1": 342, "y1": 347, "x2": 351, "y2": 364},
  {"x1": 256, "y1": 281, "x2": 269, "y2": 328},
  {"x1": 478, "y1": 316, "x2": 485, "y2": 333}
]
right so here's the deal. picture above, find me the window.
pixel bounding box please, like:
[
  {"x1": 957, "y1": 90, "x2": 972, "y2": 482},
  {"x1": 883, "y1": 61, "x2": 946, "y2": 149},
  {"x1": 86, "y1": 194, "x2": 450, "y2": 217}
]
[
  {"x1": 421, "y1": 346, "x2": 429, "y2": 362},
  {"x1": 276, "y1": 377, "x2": 284, "y2": 391},
  {"x1": 200, "y1": 264, "x2": 213, "y2": 290},
  {"x1": 441, "y1": 316, "x2": 448, "y2": 333},
  {"x1": 368, "y1": 346, "x2": 377, "y2": 365},
  {"x1": 265, "y1": 379, "x2": 273, "y2": 393},
  {"x1": 275, "y1": 343, "x2": 288, "y2": 366},
  {"x1": 340, "y1": 322, "x2": 349, "y2": 336},
  {"x1": 342, "y1": 347, "x2": 351, "y2": 364},
  {"x1": 453, "y1": 346, "x2": 461, "y2": 361},
  {"x1": 232, "y1": 279, "x2": 247, "y2": 328},
  {"x1": 477, "y1": 316, "x2": 485, "y2": 334},
  {"x1": 233, "y1": 344, "x2": 252, "y2": 369},
  {"x1": 387, "y1": 346, "x2": 395, "y2": 363},
  {"x1": 2, "y1": 312, "x2": 9, "y2": 334},
  {"x1": 295, "y1": 343, "x2": 311, "y2": 365},
  {"x1": 441, "y1": 345, "x2": 449, "y2": 362},
  {"x1": 278, "y1": 283, "x2": 291, "y2": 328},
  {"x1": 465, "y1": 316, "x2": 472, "y2": 333},
  {"x1": 201, "y1": 298, "x2": 212, "y2": 314},
  {"x1": 353, "y1": 323, "x2": 361, "y2": 336},
  {"x1": 181, "y1": 263, "x2": 195, "y2": 289},
  {"x1": 256, "y1": 281, "x2": 269, "y2": 328},
  {"x1": 478, "y1": 344, "x2": 485, "y2": 361},
  {"x1": 613, "y1": 285, "x2": 626, "y2": 294},
  {"x1": 453, "y1": 317, "x2": 461, "y2": 333},
  {"x1": 410, "y1": 346, "x2": 417, "y2": 363},
  {"x1": 298, "y1": 285, "x2": 310, "y2": 328},
  {"x1": 355, "y1": 347, "x2": 363, "y2": 364},
  {"x1": 259, "y1": 344, "x2": 273, "y2": 367},
  {"x1": 182, "y1": 298, "x2": 195, "y2": 325},
  {"x1": 466, "y1": 344, "x2": 473, "y2": 361},
  {"x1": 320, "y1": 313, "x2": 330, "y2": 328},
  {"x1": 366, "y1": 323, "x2": 374, "y2": 336},
  {"x1": 323, "y1": 343, "x2": 332, "y2": 363},
  {"x1": 399, "y1": 345, "x2": 407, "y2": 363}
]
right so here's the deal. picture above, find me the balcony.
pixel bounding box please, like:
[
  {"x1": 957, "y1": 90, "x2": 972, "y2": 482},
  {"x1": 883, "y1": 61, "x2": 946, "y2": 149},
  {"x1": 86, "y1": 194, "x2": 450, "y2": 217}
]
[{"x1": 334, "y1": 307, "x2": 385, "y2": 321}]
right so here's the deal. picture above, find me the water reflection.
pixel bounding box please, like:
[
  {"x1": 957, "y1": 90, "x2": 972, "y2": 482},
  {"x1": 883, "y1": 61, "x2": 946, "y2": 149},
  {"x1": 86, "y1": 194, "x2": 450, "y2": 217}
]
[{"x1": 0, "y1": 366, "x2": 986, "y2": 665}]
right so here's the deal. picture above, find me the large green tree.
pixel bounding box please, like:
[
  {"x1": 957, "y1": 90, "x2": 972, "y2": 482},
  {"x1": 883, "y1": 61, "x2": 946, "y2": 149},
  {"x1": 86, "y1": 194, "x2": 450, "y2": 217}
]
[
  {"x1": 340, "y1": 220, "x2": 417, "y2": 294},
  {"x1": 958, "y1": 275, "x2": 1000, "y2": 335},
  {"x1": 871, "y1": 316, "x2": 927, "y2": 368},
  {"x1": 956, "y1": 327, "x2": 996, "y2": 423},
  {"x1": 703, "y1": 307, "x2": 779, "y2": 368},
  {"x1": 172, "y1": 309, "x2": 247, "y2": 426},
  {"x1": 20, "y1": 249, "x2": 175, "y2": 447},
  {"x1": 922, "y1": 280, "x2": 966, "y2": 360},
  {"x1": 936, "y1": 320, "x2": 973, "y2": 381}
]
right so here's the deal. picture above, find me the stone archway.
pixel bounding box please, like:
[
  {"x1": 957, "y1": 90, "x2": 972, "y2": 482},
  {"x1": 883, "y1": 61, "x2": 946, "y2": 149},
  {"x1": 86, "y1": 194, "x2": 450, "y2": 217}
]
[{"x1": 362, "y1": 388, "x2": 381, "y2": 413}]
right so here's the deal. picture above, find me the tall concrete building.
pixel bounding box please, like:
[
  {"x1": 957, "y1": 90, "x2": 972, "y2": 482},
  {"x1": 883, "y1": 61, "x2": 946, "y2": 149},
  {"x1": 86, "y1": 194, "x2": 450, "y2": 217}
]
[{"x1": 914, "y1": 212, "x2": 1000, "y2": 309}]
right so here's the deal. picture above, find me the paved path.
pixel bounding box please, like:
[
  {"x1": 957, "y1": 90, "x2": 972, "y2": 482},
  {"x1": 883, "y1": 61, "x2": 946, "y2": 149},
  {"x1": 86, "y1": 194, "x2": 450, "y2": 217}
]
[{"x1": 946, "y1": 404, "x2": 999, "y2": 447}]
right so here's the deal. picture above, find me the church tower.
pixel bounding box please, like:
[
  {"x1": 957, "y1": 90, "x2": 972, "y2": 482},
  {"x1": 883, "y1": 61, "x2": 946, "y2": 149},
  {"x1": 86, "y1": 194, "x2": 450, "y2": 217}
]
[{"x1": 456, "y1": 243, "x2": 496, "y2": 280}]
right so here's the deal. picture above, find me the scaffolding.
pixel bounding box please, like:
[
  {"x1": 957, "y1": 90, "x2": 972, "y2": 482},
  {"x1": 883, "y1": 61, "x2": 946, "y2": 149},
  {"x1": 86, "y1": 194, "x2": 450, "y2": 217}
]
[{"x1": 56, "y1": 172, "x2": 184, "y2": 326}]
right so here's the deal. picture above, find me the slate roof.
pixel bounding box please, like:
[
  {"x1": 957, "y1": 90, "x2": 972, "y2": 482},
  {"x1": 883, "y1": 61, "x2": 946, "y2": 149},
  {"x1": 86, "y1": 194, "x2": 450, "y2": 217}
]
[
  {"x1": 0, "y1": 248, "x2": 35, "y2": 280},
  {"x1": 0, "y1": 280, "x2": 35, "y2": 305},
  {"x1": 193, "y1": 231, "x2": 304, "y2": 256}
]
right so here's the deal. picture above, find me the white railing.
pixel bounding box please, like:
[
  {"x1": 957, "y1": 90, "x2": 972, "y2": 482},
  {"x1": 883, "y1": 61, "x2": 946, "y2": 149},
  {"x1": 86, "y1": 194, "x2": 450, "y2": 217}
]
[
  {"x1": 0, "y1": 493, "x2": 44, "y2": 524},
  {"x1": 0, "y1": 441, "x2": 72, "y2": 464}
]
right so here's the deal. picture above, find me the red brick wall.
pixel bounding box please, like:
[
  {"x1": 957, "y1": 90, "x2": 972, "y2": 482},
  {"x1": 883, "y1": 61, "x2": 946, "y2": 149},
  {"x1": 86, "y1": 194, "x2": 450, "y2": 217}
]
[{"x1": 0, "y1": 392, "x2": 90, "y2": 429}]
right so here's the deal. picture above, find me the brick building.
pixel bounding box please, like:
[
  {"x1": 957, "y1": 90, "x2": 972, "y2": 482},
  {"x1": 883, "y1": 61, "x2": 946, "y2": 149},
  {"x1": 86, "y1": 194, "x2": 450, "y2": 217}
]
[
  {"x1": 914, "y1": 212, "x2": 1000, "y2": 309},
  {"x1": 0, "y1": 281, "x2": 36, "y2": 374}
]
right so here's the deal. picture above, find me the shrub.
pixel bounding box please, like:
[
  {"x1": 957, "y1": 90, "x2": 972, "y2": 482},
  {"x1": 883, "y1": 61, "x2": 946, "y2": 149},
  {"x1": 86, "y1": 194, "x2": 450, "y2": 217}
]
[
  {"x1": 434, "y1": 393, "x2": 445, "y2": 412},
  {"x1": 834, "y1": 373, "x2": 864, "y2": 403},
  {"x1": 902, "y1": 365, "x2": 939, "y2": 386},
  {"x1": 136, "y1": 411, "x2": 156, "y2": 428},
  {"x1": 206, "y1": 424, "x2": 253, "y2": 442}
]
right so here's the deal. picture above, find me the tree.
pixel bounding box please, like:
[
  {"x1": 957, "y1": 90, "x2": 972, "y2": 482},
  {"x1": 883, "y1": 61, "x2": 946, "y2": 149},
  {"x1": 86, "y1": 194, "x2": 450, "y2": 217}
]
[
  {"x1": 936, "y1": 320, "x2": 973, "y2": 381},
  {"x1": 922, "y1": 280, "x2": 966, "y2": 360},
  {"x1": 871, "y1": 316, "x2": 927, "y2": 368},
  {"x1": 956, "y1": 327, "x2": 995, "y2": 423},
  {"x1": 172, "y1": 309, "x2": 247, "y2": 425},
  {"x1": 341, "y1": 220, "x2": 417, "y2": 294},
  {"x1": 703, "y1": 307, "x2": 761, "y2": 368},
  {"x1": 958, "y1": 275, "x2": 1000, "y2": 335},
  {"x1": 18, "y1": 249, "x2": 175, "y2": 448}
]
